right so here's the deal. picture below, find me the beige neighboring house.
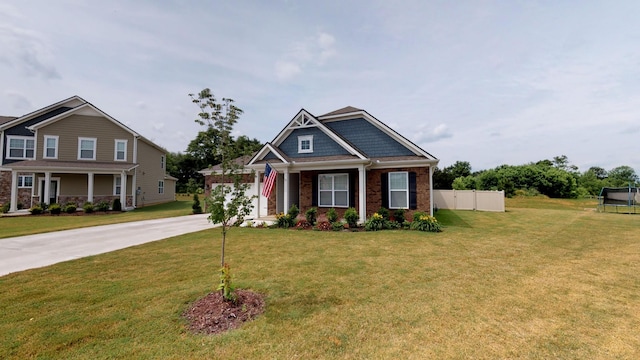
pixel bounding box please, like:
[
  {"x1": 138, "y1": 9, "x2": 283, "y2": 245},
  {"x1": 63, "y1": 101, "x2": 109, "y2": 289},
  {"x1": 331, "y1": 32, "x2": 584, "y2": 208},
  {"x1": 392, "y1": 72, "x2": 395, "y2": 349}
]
[{"x1": 0, "y1": 96, "x2": 176, "y2": 212}]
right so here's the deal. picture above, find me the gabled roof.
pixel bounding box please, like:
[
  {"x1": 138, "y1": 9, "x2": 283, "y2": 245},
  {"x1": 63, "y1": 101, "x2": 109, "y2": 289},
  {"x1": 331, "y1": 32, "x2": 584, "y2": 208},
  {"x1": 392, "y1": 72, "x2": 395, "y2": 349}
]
[
  {"x1": 319, "y1": 106, "x2": 362, "y2": 117},
  {"x1": 0, "y1": 95, "x2": 84, "y2": 130},
  {"x1": 0, "y1": 116, "x2": 17, "y2": 125}
]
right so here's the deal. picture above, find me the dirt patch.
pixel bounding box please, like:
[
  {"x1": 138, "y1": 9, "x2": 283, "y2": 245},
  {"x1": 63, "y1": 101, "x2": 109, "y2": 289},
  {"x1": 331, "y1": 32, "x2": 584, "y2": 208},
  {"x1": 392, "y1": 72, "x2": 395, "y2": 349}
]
[{"x1": 183, "y1": 289, "x2": 265, "y2": 335}]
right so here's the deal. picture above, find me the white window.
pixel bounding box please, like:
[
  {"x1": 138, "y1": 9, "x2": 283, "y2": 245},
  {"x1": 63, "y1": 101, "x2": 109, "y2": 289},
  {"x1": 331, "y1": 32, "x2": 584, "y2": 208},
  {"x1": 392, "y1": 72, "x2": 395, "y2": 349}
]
[
  {"x1": 298, "y1": 135, "x2": 313, "y2": 153},
  {"x1": 7, "y1": 136, "x2": 34, "y2": 159},
  {"x1": 78, "y1": 137, "x2": 97, "y2": 160},
  {"x1": 114, "y1": 140, "x2": 127, "y2": 161},
  {"x1": 43, "y1": 135, "x2": 59, "y2": 159},
  {"x1": 114, "y1": 175, "x2": 122, "y2": 195},
  {"x1": 318, "y1": 173, "x2": 348, "y2": 207},
  {"x1": 389, "y1": 172, "x2": 409, "y2": 209},
  {"x1": 158, "y1": 180, "x2": 164, "y2": 194},
  {"x1": 18, "y1": 175, "x2": 34, "y2": 188}
]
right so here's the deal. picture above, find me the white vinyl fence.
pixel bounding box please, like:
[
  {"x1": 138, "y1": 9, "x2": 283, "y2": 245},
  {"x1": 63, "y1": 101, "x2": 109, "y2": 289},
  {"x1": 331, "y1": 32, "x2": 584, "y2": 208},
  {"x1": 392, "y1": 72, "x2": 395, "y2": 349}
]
[{"x1": 433, "y1": 190, "x2": 505, "y2": 212}]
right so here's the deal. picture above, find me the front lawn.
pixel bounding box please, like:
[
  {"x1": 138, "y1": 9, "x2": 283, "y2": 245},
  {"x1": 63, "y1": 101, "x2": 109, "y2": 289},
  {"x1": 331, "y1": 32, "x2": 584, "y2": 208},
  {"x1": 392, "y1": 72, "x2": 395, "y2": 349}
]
[{"x1": 1, "y1": 200, "x2": 638, "y2": 358}]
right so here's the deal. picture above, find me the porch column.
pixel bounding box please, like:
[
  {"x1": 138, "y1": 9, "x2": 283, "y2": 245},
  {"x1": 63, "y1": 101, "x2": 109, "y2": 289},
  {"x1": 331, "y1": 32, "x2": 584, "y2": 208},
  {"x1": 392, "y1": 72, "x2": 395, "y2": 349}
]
[
  {"x1": 87, "y1": 172, "x2": 94, "y2": 203},
  {"x1": 429, "y1": 165, "x2": 434, "y2": 215},
  {"x1": 358, "y1": 164, "x2": 366, "y2": 224},
  {"x1": 132, "y1": 171, "x2": 137, "y2": 208},
  {"x1": 10, "y1": 171, "x2": 18, "y2": 212},
  {"x1": 283, "y1": 168, "x2": 289, "y2": 211},
  {"x1": 254, "y1": 171, "x2": 261, "y2": 218},
  {"x1": 120, "y1": 171, "x2": 127, "y2": 209},
  {"x1": 44, "y1": 172, "x2": 51, "y2": 205}
]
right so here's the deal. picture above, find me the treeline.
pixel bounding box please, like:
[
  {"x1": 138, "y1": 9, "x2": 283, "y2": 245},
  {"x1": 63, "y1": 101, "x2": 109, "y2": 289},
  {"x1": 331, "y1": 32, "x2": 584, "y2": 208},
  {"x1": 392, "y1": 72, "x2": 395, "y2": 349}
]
[
  {"x1": 166, "y1": 127, "x2": 262, "y2": 193},
  {"x1": 434, "y1": 155, "x2": 639, "y2": 198}
]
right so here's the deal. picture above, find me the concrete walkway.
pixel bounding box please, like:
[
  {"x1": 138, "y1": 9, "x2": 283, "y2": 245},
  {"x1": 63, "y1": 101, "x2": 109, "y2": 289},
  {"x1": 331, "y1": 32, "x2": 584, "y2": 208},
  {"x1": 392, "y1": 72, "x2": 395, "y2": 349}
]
[{"x1": 0, "y1": 214, "x2": 214, "y2": 277}]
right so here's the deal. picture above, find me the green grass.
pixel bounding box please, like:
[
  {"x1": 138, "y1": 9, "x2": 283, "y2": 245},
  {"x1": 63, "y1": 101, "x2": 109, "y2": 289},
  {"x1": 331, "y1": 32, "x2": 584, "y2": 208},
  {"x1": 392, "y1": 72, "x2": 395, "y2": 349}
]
[
  {"x1": 1, "y1": 198, "x2": 639, "y2": 358},
  {"x1": 0, "y1": 200, "x2": 193, "y2": 239}
]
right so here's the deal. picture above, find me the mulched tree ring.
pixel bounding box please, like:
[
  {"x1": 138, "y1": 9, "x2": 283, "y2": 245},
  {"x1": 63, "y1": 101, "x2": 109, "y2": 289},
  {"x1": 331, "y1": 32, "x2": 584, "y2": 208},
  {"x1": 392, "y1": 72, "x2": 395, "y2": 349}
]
[{"x1": 183, "y1": 289, "x2": 265, "y2": 335}]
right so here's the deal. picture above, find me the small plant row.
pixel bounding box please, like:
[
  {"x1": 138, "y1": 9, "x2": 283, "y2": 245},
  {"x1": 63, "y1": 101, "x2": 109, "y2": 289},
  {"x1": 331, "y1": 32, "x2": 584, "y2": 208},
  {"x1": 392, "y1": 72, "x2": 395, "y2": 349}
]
[
  {"x1": 274, "y1": 206, "x2": 441, "y2": 232},
  {"x1": 29, "y1": 199, "x2": 122, "y2": 215}
]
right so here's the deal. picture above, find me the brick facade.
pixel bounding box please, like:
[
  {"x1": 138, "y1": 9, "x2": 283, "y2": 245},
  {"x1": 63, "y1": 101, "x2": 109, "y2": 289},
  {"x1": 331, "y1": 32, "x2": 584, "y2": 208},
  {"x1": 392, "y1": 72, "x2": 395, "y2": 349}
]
[{"x1": 0, "y1": 171, "x2": 36, "y2": 209}]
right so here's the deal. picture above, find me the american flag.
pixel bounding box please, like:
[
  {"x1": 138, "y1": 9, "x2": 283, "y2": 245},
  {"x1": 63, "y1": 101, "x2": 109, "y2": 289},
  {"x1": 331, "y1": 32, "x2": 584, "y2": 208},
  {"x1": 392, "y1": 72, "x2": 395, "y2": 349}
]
[{"x1": 262, "y1": 163, "x2": 277, "y2": 198}]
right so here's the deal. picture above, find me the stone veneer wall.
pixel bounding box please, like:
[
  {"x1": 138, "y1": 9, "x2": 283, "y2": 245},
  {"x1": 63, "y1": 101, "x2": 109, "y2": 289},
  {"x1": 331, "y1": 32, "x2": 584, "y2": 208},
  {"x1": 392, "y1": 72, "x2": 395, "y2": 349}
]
[{"x1": 0, "y1": 171, "x2": 37, "y2": 209}]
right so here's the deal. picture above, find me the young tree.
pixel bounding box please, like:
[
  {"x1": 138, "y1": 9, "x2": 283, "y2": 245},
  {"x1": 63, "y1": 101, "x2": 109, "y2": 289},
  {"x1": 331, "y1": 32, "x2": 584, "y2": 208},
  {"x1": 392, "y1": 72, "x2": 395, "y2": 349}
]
[{"x1": 190, "y1": 88, "x2": 255, "y2": 300}]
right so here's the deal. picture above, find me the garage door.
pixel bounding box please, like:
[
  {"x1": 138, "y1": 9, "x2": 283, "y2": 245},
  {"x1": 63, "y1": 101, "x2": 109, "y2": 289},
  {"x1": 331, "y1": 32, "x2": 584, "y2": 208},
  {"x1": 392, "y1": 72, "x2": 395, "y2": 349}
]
[{"x1": 209, "y1": 183, "x2": 268, "y2": 219}]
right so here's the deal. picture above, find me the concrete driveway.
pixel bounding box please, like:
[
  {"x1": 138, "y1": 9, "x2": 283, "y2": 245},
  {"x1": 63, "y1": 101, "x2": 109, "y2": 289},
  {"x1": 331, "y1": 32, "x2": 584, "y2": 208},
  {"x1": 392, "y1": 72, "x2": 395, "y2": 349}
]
[{"x1": 0, "y1": 214, "x2": 214, "y2": 277}]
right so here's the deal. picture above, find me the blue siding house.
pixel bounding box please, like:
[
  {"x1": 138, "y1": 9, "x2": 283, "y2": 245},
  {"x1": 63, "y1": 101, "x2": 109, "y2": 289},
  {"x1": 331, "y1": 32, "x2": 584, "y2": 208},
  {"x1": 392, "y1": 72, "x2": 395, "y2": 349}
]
[{"x1": 238, "y1": 106, "x2": 439, "y2": 223}]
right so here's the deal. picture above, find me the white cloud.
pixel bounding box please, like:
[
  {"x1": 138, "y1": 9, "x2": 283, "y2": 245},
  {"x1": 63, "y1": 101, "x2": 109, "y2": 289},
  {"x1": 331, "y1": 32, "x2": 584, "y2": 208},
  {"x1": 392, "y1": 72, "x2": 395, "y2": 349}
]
[
  {"x1": 275, "y1": 61, "x2": 302, "y2": 81},
  {"x1": 0, "y1": 22, "x2": 60, "y2": 80},
  {"x1": 4, "y1": 90, "x2": 32, "y2": 111},
  {"x1": 274, "y1": 31, "x2": 337, "y2": 81},
  {"x1": 413, "y1": 123, "x2": 452, "y2": 143}
]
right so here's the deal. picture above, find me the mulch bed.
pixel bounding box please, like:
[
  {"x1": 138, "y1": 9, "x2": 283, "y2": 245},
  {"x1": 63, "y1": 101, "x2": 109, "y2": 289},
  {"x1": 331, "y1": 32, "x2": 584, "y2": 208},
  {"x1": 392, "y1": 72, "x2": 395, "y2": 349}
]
[{"x1": 183, "y1": 289, "x2": 266, "y2": 335}]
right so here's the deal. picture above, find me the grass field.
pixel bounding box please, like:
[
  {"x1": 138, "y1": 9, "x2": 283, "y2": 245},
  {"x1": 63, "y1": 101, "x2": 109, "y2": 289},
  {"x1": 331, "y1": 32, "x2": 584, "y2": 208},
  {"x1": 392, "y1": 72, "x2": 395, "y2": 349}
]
[{"x1": 1, "y1": 197, "x2": 638, "y2": 359}]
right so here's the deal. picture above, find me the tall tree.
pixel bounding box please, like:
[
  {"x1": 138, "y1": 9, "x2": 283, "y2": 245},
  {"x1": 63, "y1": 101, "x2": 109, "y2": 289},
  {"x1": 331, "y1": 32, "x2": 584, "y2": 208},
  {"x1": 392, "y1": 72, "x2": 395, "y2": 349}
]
[
  {"x1": 190, "y1": 88, "x2": 255, "y2": 301},
  {"x1": 607, "y1": 166, "x2": 639, "y2": 187}
]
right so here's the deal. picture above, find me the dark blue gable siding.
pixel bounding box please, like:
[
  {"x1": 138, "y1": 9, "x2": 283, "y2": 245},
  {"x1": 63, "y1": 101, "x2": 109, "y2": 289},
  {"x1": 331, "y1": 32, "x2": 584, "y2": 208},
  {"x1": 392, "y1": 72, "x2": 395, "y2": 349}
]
[
  {"x1": 325, "y1": 118, "x2": 414, "y2": 157},
  {"x1": 279, "y1": 127, "x2": 350, "y2": 158},
  {"x1": 2, "y1": 107, "x2": 73, "y2": 164}
]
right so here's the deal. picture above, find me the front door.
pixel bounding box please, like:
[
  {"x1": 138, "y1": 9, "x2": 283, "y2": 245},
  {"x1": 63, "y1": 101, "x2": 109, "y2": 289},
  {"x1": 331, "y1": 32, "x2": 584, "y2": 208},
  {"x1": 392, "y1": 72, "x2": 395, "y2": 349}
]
[{"x1": 39, "y1": 179, "x2": 59, "y2": 204}]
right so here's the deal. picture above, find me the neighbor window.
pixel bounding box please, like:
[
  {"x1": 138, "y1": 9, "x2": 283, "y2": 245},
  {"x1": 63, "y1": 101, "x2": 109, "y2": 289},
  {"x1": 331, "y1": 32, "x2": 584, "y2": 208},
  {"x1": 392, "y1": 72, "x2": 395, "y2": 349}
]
[
  {"x1": 318, "y1": 173, "x2": 348, "y2": 207},
  {"x1": 160, "y1": 155, "x2": 165, "y2": 169},
  {"x1": 78, "y1": 137, "x2": 97, "y2": 160},
  {"x1": 158, "y1": 180, "x2": 164, "y2": 194},
  {"x1": 389, "y1": 172, "x2": 409, "y2": 209},
  {"x1": 43, "y1": 135, "x2": 58, "y2": 159},
  {"x1": 18, "y1": 175, "x2": 34, "y2": 188},
  {"x1": 114, "y1": 140, "x2": 127, "y2": 161},
  {"x1": 298, "y1": 135, "x2": 313, "y2": 153},
  {"x1": 7, "y1": 136, "x2": 34, "y2": 159},
  {"x1": 114, "y1": 175, "x2": 122, "y2": 195}
]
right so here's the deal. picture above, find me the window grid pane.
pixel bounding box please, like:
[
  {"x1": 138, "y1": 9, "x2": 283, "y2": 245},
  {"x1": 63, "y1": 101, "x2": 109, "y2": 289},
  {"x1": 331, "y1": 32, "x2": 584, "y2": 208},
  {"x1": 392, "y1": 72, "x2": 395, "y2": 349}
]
[{"x1": 318, "y1": 174, "x2": 349, "y2": 207}]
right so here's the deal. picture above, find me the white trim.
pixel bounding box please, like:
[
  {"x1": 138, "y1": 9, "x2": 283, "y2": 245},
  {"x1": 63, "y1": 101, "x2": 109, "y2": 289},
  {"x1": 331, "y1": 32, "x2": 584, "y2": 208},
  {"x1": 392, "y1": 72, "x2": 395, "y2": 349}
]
[
  {"x1": 0, "y1": 95, "x2": 84, "y2": 131},
  {"x1": 6, "y1": 135, "x2": 35, "y2": 160},
  {"x1": 38, "y1": 176, "x2": 61, "y2": 205},
  {"x1": 298, "y1": 135, "x2": 313, "y2": 153},
  {"x1": 114, "y1": 139, "x2": 127, "y2": 161},
  {"x1": 113, "y1": 174, "x2": 122, "y2": 195},
  {"x1": 77, "y1": 137, "x2": 97, "y2": 160},
  {"x1": 388, "y1": 171, "x2": 409, "y2": 209},
  {"x1": 158, "y1": 180, "x2": 165, "y2": 194},
  {"x1": 43, "y1": 135, "x2": 59, "y2": 159},
  {"x1": 17, "y1": 174, "x2": 34, "y2": 188}
]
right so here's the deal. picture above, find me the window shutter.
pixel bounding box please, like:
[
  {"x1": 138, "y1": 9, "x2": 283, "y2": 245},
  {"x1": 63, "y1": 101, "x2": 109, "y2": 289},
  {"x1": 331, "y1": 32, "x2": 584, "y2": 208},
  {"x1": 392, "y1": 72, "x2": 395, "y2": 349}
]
[
  {"x1": 349, "y1": 171, "x2": 356, "y2": 207},
  {"x1": 312, "y1": 175, "x2": 318, "y2": 206},
  {"x1": 381, "y1": 173, "x2": 389, "y2": 208},
  {"x1": 409, "y1": 172, "x2": 417, "y2": 209}
]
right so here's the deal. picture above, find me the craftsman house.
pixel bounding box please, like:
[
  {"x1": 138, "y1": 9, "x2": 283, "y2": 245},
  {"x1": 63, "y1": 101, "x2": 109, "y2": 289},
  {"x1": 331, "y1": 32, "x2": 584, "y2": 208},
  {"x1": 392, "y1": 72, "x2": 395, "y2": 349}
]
[
  {"x1": 201, "y1": 106, "x2": 438, "y2": 223},
  {"x1": 0, "y1": 96, "x2": 176, "y2": 212}
]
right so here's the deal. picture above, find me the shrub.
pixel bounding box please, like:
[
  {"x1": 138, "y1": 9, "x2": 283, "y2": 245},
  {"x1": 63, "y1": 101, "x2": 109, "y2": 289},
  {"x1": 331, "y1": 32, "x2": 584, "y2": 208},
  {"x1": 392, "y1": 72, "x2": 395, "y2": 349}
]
[
  {"x1": 305, "y1": 207, "x2": 318, "y2": 225},
  {"x1": 393, "y1": 209, "x2": 406, "y2": 223},
  {"x1": 275, "y1": 212, "x2": 293, "y2": 228},
  {"x1": 112, "y1": 198, "x2": 122, "y2": 212},
  {"x1": 83, "y1": 202, "x2": 94, "y2": 213},
  {"x1": 96, "y1": 201, "x2": 110, "y2": 212},
  {"x1": 0, "y1": 202, "x2": 10, "y2": 214},
  {"x1": 364, "y1": 213, "x2": 385, "y2": 231},
  {"x1": 327, "y1": 208, "x2": 338, "y2": 223},
  {"x1": 192, "y1": 194, "x2": 203, "y2": 214},
  {"x1": 313, "y1": 221, "x2": 332, "y2": 231},
  {"x1": 377, "y1": 207, "x2": 390, "y2": 220},
  {"x1": 410, "y1": 211, "x2": 442, "y2": 232},
  {"x1": 287, "y1": 204, "x2": 299, "y2": 222},
  {"x1": 344, "y1": 207, "x2": 359, "y2": 228},
  {"x1": 217, "y1": 263, "x2": 236, "y2": 303},
  {"x1": 331, "y1": 221, "x2": 345, "y2": 231},
  {"x1": 29, "y1": 205, "x2": 44, "y2": 215},
  {"x1": 64, "y1": 202, "x2": 77, "y2": 214},
  {"x1": 385, "y1": 220, "x2": 401, "y2": 229},
  {"x1": 49, "y1": 203, "x2": 62, "y2": 215}
]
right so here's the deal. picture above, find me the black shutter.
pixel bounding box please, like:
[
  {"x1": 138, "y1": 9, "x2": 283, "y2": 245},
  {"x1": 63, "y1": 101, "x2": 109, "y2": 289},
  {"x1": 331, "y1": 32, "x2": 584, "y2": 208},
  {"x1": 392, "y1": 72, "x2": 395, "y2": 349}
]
[
  {"x1": 312, "y1": 174, "x2": 318, "y2": 206},
  {"x1": 349, "y1": 171, "x2": 356, "y2": 207},
  {"x1": 409, "y1": 172, "x2": 417, "y2": 209},
  {"x1": 381, "y1": 173, "x2": 388, "y2": 208}
]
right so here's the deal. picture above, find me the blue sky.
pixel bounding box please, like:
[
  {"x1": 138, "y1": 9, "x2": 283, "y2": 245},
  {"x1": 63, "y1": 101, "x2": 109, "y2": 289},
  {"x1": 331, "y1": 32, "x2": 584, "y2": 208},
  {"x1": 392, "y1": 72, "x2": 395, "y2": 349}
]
[{"x1": 1, "y1": 0, "x2": 639, "y2": 175}]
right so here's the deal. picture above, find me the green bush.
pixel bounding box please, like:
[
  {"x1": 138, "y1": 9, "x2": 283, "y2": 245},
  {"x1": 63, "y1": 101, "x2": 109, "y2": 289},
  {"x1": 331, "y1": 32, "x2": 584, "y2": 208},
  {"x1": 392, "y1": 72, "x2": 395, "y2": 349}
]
[
  {"x1": 49, "y1": 203, "x2": 62, "y2": 215},
  {"x1": 327, "y1": 208, "x2": 338, "y2": 223},
  {"x1": 385, "y1": 220, "x2": 401, "y2": 229},
  {"x1": 410, "y1": 211, "x2": 442, "y2": 232},
  {"x1": 112, "y1": 198, "x2": 122, "y2": 212},
  {"x1": 288, "y1": 204, "x2": 299, "y2": 222},
  {"x1": 29, "y1": 205, "x2": 44, "y2": 215},
  {"x1": 377, "y1": 207, "x2": 390, "y2": 220},
  {"x1": 305, "y1": 207, "x2": 318, "y2": 225},
  {"x1": 344, "y1": 207, "x2": 359, "y2": 228},
  {"x1": 83, "y1": 202, "x2": 94, "y2": 213},
  {"x1": 331, "y1": 221, "x2": 345, "y2": 231},
  {"x1": 192, "y1": 194, "x2": 203, "y2": 214},
  {"x1": 393, "y1": 209, "x2": 406, "y2": 223},
  {"x1": 275, "y1": 212, "x2": 293, "y2": 228},
  {"x1": 63, "y1": 202, "x2": 77, "y2": 214},
  {"x1": 96, "y1": 201, "x2": 110, "y2": 212},
  {"x1": 0, "y1": 202, "x2": 10, "y2": 214},
  {"x1": 364, "y1": 213, "x2": 385, "y2": 231}
]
